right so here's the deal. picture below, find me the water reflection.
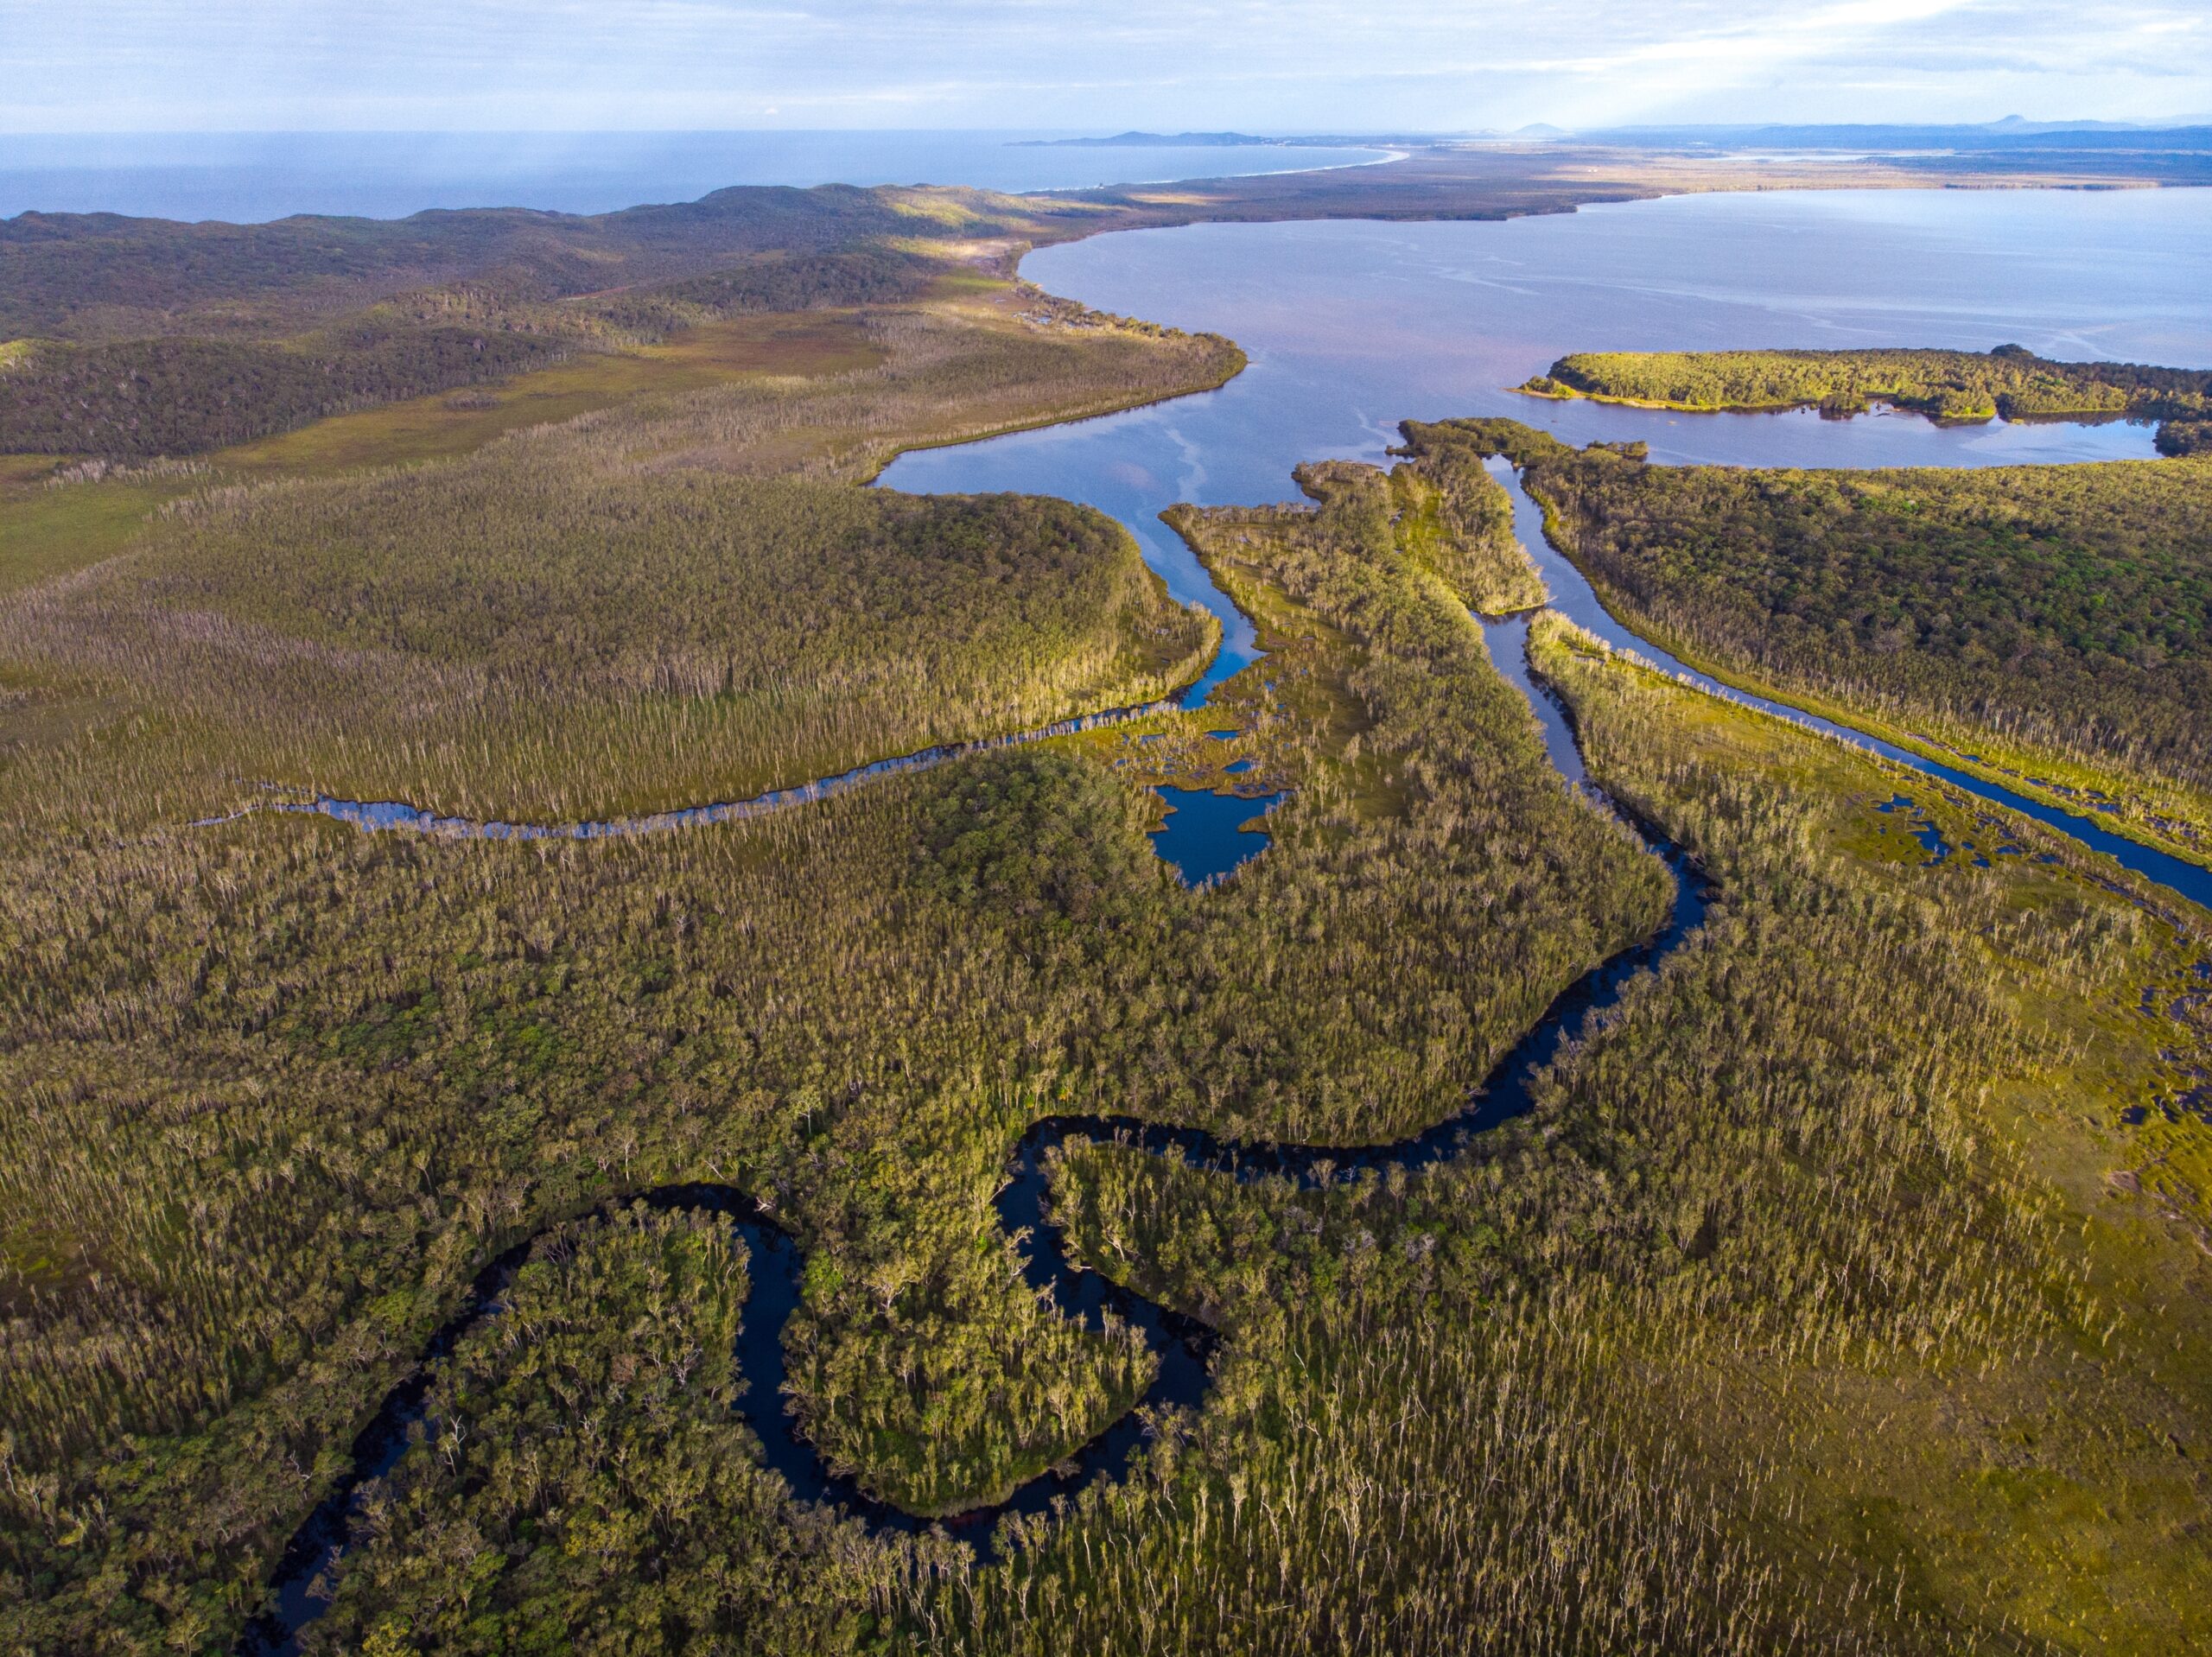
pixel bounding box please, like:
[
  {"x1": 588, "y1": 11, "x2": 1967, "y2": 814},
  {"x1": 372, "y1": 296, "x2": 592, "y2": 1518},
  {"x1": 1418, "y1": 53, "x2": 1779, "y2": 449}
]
[
  {"x1": 884, "y1": 192, "x2": 2210, "y2": 528},
  {"x1": 879, "y1": 189, "x2": 2212, "y2": 909}
]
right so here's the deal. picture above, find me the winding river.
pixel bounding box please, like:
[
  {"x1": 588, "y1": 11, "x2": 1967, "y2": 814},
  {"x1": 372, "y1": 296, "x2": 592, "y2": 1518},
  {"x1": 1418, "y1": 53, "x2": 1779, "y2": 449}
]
[
  {"x1": 238, "y1": 394, "x2": 1714, "y2": 1647},
  {"x1": 242, "y1": 187, "x2": 2212, "y2": 1648},
  {"x1": 240, "y1": 582, "x2": 1707, "y2": 1651}
]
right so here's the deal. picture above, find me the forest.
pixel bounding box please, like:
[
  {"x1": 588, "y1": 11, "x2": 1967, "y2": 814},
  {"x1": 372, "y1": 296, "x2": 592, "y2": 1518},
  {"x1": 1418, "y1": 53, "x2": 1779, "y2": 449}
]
[
  {"x1": 3, "y1": 156, "x2": 2211, "y2": 1654},
  {"x1": 1446, "y1": 415, "x2": 2212, "y2": 867},
  {"x1": 0, "y1": 327, "x2": 572, "y2": 457},
  {"x1": 1520, "y1": 344, "x2": 2212, "y2": 454}
]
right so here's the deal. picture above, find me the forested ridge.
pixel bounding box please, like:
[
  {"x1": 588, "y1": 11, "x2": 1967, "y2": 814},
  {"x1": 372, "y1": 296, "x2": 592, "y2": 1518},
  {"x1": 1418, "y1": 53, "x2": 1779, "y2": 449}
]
[
  {"x1": 0, "y1": 242, "x2": 954, "y2": 459},
  {"x1": 0, "y1": 176, "x2": 1080, "y2": 460},
  {"x1": 0, "y1": 187, "x2": 965, "y2": 340}
]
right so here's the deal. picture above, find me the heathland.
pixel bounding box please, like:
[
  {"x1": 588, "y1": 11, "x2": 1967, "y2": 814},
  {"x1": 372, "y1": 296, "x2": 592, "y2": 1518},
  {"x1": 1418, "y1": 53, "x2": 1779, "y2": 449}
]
[
  {"x1": 2, "y1": 272, "x2": 1239, "y2": 828},
  {"x1": 3, "y1": 152, "x2": 2211, "y2": 1654},
  {"x1": 1456, "y1": 409, "x2": 2212, "y2": 867}
]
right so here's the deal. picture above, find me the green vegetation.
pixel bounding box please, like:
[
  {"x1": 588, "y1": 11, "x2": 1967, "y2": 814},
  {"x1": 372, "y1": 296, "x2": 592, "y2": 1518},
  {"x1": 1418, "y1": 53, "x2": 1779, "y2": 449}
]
[
  {"x1": 1382, "y1": 419, "x2": 1545, "y2": 613},
  {"x1": 7, "y1": 161, "x2": 2212, "y2": 1653},
  {"x1": 306, "y1": 1205, "x2": 915, "y2": 1654},
  {"x1": 0, "y1": 187, "x2": 957, "y2": 341},
  {"x1": 1517, "y1": 345, "x2": 2212, "y2": 453},
  {"x1": 215, "y1": 312, "x2": 889, "y2": 478},
  {"x1": 0, "y1": 326, "x2": 572, "y2": 457},
  {"x1": 0, "y1": 314, "x2": 886, "y2": 596},
  {"x1": 8, "y1": 459, "x2": 1208, "y2": 823},
  {"x1": 1446, "y1": 416, "x2": 2212, "y2": 866},
  {"x1": 0, "y1": 244, "x2": 949, "y2": 460},
  {"x1": 1, "y1": 185, "x2": 1036, "y2": 460}
]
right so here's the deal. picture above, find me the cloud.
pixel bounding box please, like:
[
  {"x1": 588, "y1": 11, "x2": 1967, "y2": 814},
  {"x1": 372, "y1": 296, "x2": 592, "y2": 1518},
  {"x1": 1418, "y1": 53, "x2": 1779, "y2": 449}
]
[{"x1": 2, "y1": 0, "x2": 2205, "y2": 130}]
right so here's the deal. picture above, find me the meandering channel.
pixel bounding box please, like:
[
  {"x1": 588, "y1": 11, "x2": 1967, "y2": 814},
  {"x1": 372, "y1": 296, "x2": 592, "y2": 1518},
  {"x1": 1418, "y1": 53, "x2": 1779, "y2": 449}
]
[{"x1": 238, "y1": 486, "x2": 1711, "y2": 1653}]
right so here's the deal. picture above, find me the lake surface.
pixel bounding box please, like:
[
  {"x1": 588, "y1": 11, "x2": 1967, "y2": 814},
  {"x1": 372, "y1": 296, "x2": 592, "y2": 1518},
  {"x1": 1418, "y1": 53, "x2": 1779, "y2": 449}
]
[
  {"x1": 883, "y1": 188, "x2": 2212, "y2": 663},
  {"x1": 880, "y1": 187, "x2": 2212, "y2": 905},
  {"x1": 0, "y1": 130, "x2": 1384, "y2": 223}
]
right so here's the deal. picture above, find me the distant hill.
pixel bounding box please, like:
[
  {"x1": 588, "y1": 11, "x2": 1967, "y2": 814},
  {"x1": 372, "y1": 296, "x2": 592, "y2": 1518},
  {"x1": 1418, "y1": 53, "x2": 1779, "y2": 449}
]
[
  {"x1": 1014, "y1": 131, "x2": 1289, "y2": 148},
  {"x1": 0, "y1": 182, "x2": 988, "y2": 340},
  {"x1": 1592, "y1": 119, "x2": 2212, "y2": 153}
]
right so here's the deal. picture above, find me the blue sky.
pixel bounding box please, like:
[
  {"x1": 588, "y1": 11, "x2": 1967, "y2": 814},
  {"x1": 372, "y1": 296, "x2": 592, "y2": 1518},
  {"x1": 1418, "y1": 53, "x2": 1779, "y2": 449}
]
[{"x1": 7, "y1": 1, "x2": 2208, "y2": 132}]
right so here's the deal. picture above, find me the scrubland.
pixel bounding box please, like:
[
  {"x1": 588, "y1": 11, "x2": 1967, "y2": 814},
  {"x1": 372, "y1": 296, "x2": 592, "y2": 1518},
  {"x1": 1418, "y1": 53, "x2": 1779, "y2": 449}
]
[{"x1": 1, "y1": 289, "x2": 1237, "y2": 831}]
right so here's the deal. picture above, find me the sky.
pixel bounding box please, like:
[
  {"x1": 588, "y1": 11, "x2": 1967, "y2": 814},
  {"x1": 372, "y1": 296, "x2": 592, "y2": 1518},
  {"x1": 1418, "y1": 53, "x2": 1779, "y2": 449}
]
[{"x1": 5, "y1": 1, "x2": 2209, "y2": 133}]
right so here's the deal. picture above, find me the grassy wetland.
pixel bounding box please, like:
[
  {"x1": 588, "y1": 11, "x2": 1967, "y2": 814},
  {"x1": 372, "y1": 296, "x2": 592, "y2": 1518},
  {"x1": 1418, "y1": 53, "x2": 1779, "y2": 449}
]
[
  {"x1": 1, "y1": 265, "x2": 1240, "y2": 830},
  {"x1": 5, "y1": 169, "x2": 2212, "y2": 1654}
]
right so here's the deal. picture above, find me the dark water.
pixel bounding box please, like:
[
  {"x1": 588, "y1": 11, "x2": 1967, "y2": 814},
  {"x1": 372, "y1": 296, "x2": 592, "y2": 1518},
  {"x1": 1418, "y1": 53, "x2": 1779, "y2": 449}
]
[
  {"x1": 1475, "y1": 605, "x2": 1587, "y2": 792},
  {"x1": 1148, "y1": 785, "x2": 1284, "y2": 885},
  {"x1": 880, "y1": 188, "x2": 2212, "y2": 914},
  {"x1": 1877, "y1": 796, "x2": 1955, "y2": 865},
  {"x1": 240, "y1": 659, "x2": 1700, "y2": 1653},
  {"x1": 0, "y1": 130, "x2": 1385, "y2": 223}
]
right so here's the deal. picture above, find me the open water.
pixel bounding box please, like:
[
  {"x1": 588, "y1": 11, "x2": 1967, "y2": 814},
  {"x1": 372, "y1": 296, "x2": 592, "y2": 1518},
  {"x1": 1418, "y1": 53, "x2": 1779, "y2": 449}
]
[
  {"x1": 881, "y1": 187, "x2": 2212, "y2": 910},
  {"x1": 0, "y1": 130, "x2": 1384, "y2": 222}
]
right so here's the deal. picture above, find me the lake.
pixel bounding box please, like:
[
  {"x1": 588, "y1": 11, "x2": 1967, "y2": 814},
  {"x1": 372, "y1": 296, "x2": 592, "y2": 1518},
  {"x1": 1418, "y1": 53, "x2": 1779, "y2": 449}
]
[{"x1": 880, "y1": 186, "x2": 2212, "y2": 905}]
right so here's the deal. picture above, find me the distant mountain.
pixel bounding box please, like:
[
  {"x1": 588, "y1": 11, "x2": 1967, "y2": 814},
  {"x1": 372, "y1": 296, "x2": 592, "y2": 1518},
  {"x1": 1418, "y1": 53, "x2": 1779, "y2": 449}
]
[
  {"x1": 1592, "y1": 119, "x2": 2212, "y2": 153},
  {"x1": 1014, "y1": 131, "x2": 1288, "y2": 149}
]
